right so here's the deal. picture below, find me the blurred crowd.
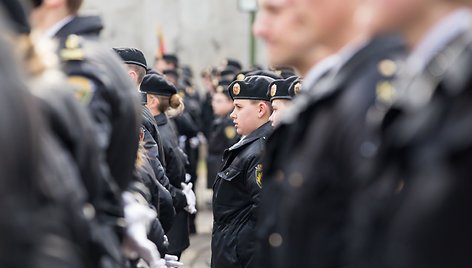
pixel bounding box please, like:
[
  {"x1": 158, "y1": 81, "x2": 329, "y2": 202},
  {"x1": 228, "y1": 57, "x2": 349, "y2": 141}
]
[{"x1": 1, "y1": 0, "x2": 472, "y2": 268}]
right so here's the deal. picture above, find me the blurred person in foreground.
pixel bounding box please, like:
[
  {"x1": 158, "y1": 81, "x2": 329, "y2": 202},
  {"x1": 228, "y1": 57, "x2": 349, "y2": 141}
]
[
  {"x1": 350, "y1": 0, "x2": 472, "y2": 267},
  {"x1": 0, "y1": 13, "x2": 91, "y2": 267},
  {"x1": 253, "y1": 0, "x2": 405, "y2": 267},
  {"x1": 29, "y1": 0, "x2": 141, "y2": 193}
]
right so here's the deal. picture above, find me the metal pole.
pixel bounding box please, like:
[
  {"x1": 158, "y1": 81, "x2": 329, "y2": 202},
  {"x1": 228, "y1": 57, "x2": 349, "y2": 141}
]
[{"x1": 250, "y1": 11, "x2": 256, "y2": 67}]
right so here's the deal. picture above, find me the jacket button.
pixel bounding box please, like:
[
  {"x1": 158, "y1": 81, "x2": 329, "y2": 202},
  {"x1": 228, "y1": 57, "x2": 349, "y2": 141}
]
[
  {"x1": 289, "y1": 173, "x2": 304, "y2": 188},
  {"x1": 269, "y1": 233, "x2": 283, "y2": 247},
  {"x1": 225, "y1": 172, "x2": 229, "y2": 176}
]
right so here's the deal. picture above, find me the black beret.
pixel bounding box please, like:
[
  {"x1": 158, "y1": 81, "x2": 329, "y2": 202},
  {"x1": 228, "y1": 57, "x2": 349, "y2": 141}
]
[
  {"x1": 269, "y1": 66, "x2": 296, "y2": 79},
  {"x1": 146, "y1": 68, "x2": 163, "y2": 76},
  {"x1": 268, "y1": 76, "x2": 299, "y2": 101},
  {"x1": 162, "y1": 54, "x2": 179, "y2": 65},
  {"x1": 141, "y1": 73, "x2": 177, "y2": 96},
  {"x1": 181, "y1": 65, "x2": 193, "y2": 78},
  {"x1": 113, "y1": 47, "x2": 147, "y2": 69},
  {"x1": 234, "y1": 70, "x2": 283, "y2": 81},
  {"x1": 163, "y1": 69, "x2": 179, "y2": 78},
  {"x1": 215, "y1": 80, "x2": 232, "y2": 97},
  {"x1": 229, "y1": 75, "x2": 275, "y2": 101},
  {"x1": 220, "y1": 66, "x2": 238, "y2": 77},
  {"x1": 222, "y1": 58, "x2": 242, "y2": 71},
  {"x1": 289, "y1": 78, "x2": 303, "y2": 97}
]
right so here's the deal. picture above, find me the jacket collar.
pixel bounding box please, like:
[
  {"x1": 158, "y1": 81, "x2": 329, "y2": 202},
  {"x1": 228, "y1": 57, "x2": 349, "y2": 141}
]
[
  {"x1": 229, "y1": 122, "x2": 272, "y2": 151},
  {"x1": 282, "y1": 35, "x2": 404, "y2": 125},
  {"x1": 55, "y1": 16, "x2": 103, "y2": 38},
  {"x1": 154, "y1": 113, "x2": 168, "y2": 126}
]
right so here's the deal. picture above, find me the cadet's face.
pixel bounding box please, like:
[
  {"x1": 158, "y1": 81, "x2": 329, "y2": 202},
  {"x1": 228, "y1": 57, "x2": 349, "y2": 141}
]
[
  {"x1": 364, "y1": 0, "x2": 429, "y2": 34},
  {"x1": 269, "y1": 99, "x2": 291, "y2": 127},
  {"x1": 230, "y1": 99, "x2": 260, "y2": 136},
  {"x1": 212, "y1": 93, "x2": 233, "y2": 117},
  {"x1": 254, "y1": 0, "x2": 305, "y2": 66},
  {"x1": 254, "y1": 0, "x2": 356, "y2": 67},
  {"x1": 155, "y1": 60, "x2": 172, "y2": 72}
]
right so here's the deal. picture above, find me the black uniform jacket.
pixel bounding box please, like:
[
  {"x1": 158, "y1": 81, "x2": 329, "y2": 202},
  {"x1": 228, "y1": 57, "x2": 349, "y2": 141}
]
[
  {"x1": 56, "y1": 16, "x2": 141, "y2": 192},
  {"x1": 211, "y1": 122, "x2": 272, "y2": 268},
  {"x1": 355, "y1": 29, "x2": 472, "y2": 268},
  {"x1": 140, "y1": 107, "x2": 175, "y2": 232},
  {"x1": 155, "y1": 113, "x2": 190, "y2": 253},
  {"x1": 258, "y1": 35, "x2": 405, "y2": 268}
]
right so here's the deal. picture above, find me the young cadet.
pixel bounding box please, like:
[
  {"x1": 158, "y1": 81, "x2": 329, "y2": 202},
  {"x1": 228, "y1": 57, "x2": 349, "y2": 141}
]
[
  {"x1": 155, "y1": 53, "x2": 179, "y2": 73},
  {"x1": 211, "y1": 75, "x2": 274, "y2": 268},
  {"x1": 351, "y1": 1, "x2": 472, "y2": 268},
  {"x1": 267, "y1": 76, "x2": 301, "y2": 127},
  {"x1": 206, "y1": 80, "x2": 241, "y2": 189},
  {"x1": 141, "y1": 73, "x2": 196, "y2": 259}
]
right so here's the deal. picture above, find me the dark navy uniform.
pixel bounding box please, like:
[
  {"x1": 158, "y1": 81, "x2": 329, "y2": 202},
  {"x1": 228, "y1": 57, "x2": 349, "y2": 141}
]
[
  {"x1": 155, "y1": 113, "x2": 190, "y2": 256},
  {"x1": 211, "y1": 75, "x2": 275, "y2": 268},
  {"x1": 140, "y1": 107, "x2": 176, "y2": 233},
  {"x1": 354, "y1": 28, "x2": 472, "y2": 268},
  {"x1": 206, "y1": 113, "x2": 240, "y2": 188},
  {"x1": 57, "y1": 16, "x2": 141, "y2": 192},
  {"x1": 211, "y1": 122, "x2": 272, "y2": 268},
  {"x1": 258, "y1": 35, "x2": 405, "y2": 268},
  {"x1": 140, "y1": 73, "x2": 191, "y2": 257},
  {"x1": 0, "y1": 22, "x2": 97, "y2": 267}
]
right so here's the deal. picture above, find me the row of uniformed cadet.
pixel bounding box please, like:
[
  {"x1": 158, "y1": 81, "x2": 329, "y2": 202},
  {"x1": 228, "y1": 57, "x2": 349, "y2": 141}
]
[{"x1": 0, "y1": 0, "x2": 200, "y2": 267}]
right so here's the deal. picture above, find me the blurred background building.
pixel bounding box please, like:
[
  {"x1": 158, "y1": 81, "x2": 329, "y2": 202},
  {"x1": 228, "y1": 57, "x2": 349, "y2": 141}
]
[{"x1": 82, "y1": 0, "x2": 267, "y2": 87}]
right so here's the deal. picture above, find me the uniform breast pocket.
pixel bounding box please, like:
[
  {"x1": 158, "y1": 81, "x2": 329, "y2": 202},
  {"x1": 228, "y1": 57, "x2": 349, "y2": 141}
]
[
  {"x1": 214, "y1": 167, "x2": 243, "y2": 205},
  {"x1": 218, "y1": 166, "x2": 241, "y2": 182}
]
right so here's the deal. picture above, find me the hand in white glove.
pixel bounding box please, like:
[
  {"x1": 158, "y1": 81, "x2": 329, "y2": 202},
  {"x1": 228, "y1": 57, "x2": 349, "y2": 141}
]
[
  {"x1": 121, "y1": 192, "x2": 165, "y2": 268},
  {"x1": 164, "y1": 254, "x2": 183, "y2": 268},
  {"x1": 181, "y1": 182, "x2": 197, "y2": 214}
]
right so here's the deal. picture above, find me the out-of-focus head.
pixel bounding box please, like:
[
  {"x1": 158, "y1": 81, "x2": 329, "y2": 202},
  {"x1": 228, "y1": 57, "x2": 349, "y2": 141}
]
[
  {"x1": 362, "y1": 0, "x2": 468, "y2": 42},
  {"x1": 155, "y1": 53, "x2": 178, "y2": 72},
  {"x1": 162, "y1": 69, "x2": 179, "y2": 86},
  {"x1": 254, "y1": 0, "x2": 360, "y2": 71},
  {"x1": 362, "y1": 0, "x2": 430, "y2": 34},
  {"x1": 212, "y1": 80, "x2": 234, "y2": 117},
  {"x1": 30, "y1": 0, "x2": 83, "y2": 32}
]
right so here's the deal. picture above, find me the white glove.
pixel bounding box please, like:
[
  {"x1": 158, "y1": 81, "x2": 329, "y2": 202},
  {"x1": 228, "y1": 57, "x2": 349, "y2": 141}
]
[
  {"x1": 189, "y1": 136, "x2": 200, "y2": 148},
  {"x1": 181, "y1": 182, "x2": 197, "y2": 214},
  {"x1": 185, "y1": 173, "x2": 192, "y2": 183},
  {"x1": 121, "y1": 192, "x2": 165, "y2": 268},
  {"x1": 164, "y1": 254, "x2": 183, "y2": 267}
]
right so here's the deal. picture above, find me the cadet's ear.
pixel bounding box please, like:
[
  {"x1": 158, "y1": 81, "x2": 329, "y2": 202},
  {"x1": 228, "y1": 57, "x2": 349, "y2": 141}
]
[
  {"x1": 258, "y1": 101, "x2": 269, "y2": 119},
  {"x1": 128, "y1": 70, "x2": 138, "y2": 84},
  {"x1": 148, "y1": 95, "x2": 159, "y2": 108}
]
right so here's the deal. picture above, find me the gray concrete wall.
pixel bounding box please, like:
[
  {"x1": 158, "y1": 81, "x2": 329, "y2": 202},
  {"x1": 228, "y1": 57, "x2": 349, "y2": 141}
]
[{"x1": 81, "y1": 0, "x2": 267, "y2": 79}]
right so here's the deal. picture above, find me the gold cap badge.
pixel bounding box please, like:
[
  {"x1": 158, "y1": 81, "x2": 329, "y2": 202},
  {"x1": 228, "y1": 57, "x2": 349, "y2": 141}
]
[
  {"x1": 233, "y1": 83, "x2": 241, "y2": 95},
  {"x1": 270, "y1": 84, "x2": 277, "y2": 97},
  {"x1": 294, "y1": 82, "x2": 301, "y2": 95}
]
